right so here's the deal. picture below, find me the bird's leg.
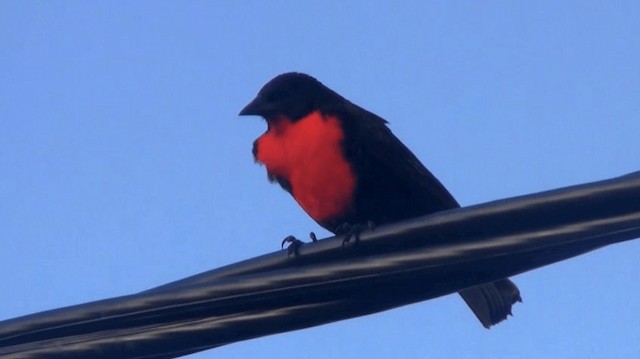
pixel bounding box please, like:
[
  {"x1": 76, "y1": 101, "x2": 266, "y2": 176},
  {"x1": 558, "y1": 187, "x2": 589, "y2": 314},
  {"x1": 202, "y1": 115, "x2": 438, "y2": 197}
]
[
  {"x1": 336, "y1": 221, "x2": 376, "y2": 246},
  {"x1": 281, "y1": 232, "x2": 319, "y2": 256}
]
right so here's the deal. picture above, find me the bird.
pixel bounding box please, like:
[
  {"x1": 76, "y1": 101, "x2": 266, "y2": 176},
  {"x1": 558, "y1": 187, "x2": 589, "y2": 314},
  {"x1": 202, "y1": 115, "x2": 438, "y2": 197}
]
[{"x1": 239, "y1": 72, "x2": 521, "y2": 328}]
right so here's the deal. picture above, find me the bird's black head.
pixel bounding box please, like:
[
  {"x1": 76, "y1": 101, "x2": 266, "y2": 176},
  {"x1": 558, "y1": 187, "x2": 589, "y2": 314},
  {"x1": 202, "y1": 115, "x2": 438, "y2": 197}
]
[{"x1": 239, "y1": 72, "x2": 342, "y2": 121}]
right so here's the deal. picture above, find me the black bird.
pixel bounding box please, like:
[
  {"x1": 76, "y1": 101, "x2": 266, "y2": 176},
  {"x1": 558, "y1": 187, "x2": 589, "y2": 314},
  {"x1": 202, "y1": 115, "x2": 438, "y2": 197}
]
[{"x1": 240, "y1": 72, "x2": 521, "y2": 327}]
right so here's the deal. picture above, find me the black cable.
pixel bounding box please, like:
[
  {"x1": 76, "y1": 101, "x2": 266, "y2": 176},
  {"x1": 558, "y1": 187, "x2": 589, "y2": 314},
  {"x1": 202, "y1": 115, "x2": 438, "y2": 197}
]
[{"x1": 1, "y1": 172, "x2": 639, "y2": 359}]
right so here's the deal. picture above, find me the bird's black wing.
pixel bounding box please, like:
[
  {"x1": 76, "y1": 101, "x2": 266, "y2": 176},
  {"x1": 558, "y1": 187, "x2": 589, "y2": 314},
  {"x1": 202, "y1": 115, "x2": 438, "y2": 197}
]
[
  {"x1": 336, "y1": 102, "x2": 459, "y2": 226},
  {"x1": 334, "y1": 102, "x2": 522, "y2": 328}
]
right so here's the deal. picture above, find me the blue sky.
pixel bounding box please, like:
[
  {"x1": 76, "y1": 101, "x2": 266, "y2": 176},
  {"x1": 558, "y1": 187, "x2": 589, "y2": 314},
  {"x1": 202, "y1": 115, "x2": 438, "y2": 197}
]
[{"x1": 1, "y1": 1, "x2": 639, "y2": 358}]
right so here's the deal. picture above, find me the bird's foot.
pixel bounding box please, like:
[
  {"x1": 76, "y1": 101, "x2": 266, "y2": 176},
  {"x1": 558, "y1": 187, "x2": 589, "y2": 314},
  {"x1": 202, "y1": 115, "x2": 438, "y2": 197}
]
[
  {"x1": 336, "y1": 221, "x2": 375, "y2": 246},
  {"x1": 281, "y1": 232, "x2": 318, "y2": 256}
]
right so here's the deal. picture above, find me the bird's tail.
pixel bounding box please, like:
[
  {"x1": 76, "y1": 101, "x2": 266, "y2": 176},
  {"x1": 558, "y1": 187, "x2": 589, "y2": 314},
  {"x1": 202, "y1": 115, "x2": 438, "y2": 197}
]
[{"x1": 459, "y1": 278, "x2": 522, "y2": 328}]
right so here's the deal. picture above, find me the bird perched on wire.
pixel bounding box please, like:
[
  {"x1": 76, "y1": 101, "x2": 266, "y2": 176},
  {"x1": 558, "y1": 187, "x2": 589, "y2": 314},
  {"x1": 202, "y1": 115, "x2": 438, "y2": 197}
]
[{"x1": 239, "y1": 72, "x2": 521, "y2": 328}]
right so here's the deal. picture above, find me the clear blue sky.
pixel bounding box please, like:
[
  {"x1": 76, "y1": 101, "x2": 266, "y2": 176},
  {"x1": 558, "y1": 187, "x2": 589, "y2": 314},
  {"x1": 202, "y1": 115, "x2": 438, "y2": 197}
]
[{"x1": 1, "y1": 2, "x2": 639, "y2": 358}]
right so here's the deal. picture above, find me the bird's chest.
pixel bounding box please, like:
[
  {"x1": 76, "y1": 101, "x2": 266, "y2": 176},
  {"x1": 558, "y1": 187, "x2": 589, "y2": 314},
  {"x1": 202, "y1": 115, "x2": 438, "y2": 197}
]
[{"x1": 254, "y1": 112, "x2": 357, "y2": 222}]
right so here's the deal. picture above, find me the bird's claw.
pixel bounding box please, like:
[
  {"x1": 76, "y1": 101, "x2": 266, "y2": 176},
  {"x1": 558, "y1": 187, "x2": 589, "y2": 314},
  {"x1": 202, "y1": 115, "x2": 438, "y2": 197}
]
[
  {"x1": 281, "y1": 235, "x2": 304, "y2": 255},
  {"x1": 281, "y1": 232, "x2": 318, "y2": 256},
  {"x1": 337, "y1": 221, "x2": 375, "y2": 246}
]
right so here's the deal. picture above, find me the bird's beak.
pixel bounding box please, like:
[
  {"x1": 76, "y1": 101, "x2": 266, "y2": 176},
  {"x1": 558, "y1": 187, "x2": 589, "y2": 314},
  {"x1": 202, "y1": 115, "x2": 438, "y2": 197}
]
[{"x1": 238, "y1": 96, "x2": 264, "y2": 116}]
